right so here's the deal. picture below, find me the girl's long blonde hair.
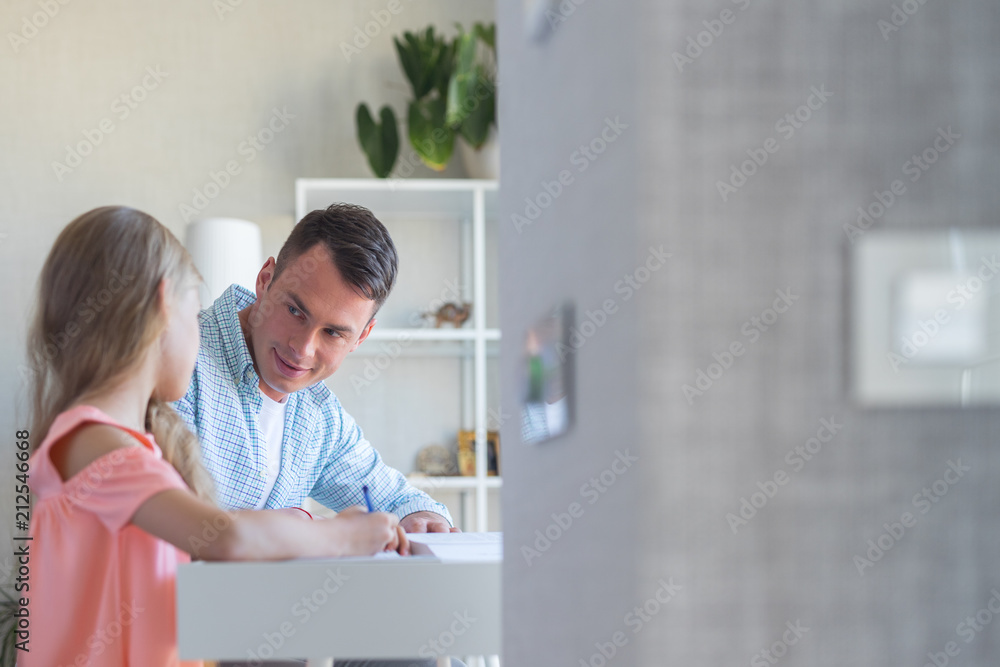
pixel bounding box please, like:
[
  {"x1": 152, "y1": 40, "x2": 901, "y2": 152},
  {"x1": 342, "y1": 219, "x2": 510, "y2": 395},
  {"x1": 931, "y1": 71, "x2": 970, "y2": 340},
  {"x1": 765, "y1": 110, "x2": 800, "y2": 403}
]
[{"x1": 28, "y1": 206, "x2": 215, "y2": 503}]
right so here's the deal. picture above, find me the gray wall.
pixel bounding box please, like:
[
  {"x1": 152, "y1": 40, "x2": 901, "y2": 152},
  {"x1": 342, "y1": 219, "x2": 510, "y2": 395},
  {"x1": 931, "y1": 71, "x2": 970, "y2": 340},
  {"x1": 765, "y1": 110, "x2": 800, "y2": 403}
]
[
  {"x1": 497, "y1": 3, "x2": 641, "y2": 666},
  {"x1": 500, "y1": 0, "x2": 1000, "y2": 665}
]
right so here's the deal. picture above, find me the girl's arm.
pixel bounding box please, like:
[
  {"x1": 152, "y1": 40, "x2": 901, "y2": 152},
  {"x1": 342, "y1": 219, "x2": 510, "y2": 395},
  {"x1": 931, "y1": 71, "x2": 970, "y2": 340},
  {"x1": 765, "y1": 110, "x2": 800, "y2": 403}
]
[
  {"x1": 131, "y1": 490, "x2": 408, "y2": 561},
  {"x1": 50, "y1": 423, "x2": 406, "y2": 561}
]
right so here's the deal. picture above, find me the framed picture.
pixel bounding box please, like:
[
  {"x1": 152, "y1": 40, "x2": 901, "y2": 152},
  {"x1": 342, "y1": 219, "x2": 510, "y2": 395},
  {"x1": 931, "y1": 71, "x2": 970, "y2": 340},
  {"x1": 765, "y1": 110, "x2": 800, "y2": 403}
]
[
  {"x1": 521, "y1": 303, "x2": 574, "y2": 444},
  {"x1": 457, "y1": 430, "x2": 500, "y2": 476}
]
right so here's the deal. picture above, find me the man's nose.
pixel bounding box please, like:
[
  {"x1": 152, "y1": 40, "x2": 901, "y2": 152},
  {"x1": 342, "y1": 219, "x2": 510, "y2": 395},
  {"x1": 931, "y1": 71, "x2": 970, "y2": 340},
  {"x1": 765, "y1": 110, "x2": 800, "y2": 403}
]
[{"x1": 288, "y1": 328, "x2": 317, "y2": 359}]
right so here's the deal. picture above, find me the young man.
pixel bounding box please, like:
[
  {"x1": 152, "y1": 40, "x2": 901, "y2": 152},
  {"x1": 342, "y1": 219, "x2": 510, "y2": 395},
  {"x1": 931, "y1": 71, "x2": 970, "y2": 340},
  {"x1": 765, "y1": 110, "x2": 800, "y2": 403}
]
[{"x1": 174, "y1": 203, "x2": 454, "y2": 533}]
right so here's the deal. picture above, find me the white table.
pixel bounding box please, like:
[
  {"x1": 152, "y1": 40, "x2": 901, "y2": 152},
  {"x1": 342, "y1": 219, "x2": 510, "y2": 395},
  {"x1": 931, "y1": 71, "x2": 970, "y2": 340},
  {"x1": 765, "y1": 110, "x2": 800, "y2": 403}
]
[{"x1": 176, "y1": 556, "x2": 501, "y2": 664}]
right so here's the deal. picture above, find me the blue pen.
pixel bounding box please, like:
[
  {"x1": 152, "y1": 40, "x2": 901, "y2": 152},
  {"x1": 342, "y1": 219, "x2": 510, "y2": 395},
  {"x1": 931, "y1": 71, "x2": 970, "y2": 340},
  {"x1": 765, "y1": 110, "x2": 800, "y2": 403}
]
[{"x1": 362, "y1": 485, "x2": 374, "y2": 512}]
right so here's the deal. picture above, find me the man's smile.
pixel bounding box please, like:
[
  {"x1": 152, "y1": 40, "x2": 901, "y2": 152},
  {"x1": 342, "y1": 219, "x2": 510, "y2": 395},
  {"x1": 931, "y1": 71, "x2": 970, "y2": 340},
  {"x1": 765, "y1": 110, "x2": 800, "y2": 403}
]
[{"x1": 273, "y1": 348, "x2": 309, "y2": 379}]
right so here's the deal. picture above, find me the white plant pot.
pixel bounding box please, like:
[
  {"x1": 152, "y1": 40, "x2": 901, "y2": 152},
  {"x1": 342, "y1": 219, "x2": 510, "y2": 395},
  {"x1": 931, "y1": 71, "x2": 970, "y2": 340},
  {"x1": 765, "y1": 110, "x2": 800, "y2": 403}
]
[{"x1": 457, "y1": 127, "x2": 500, "y2": 180}]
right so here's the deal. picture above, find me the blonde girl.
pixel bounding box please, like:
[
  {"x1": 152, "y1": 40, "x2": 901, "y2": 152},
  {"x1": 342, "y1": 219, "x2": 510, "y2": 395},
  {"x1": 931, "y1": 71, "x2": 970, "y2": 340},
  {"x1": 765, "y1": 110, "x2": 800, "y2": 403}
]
[{"x1": 24, "y1": 207, "x2": 405, "y2": 667}]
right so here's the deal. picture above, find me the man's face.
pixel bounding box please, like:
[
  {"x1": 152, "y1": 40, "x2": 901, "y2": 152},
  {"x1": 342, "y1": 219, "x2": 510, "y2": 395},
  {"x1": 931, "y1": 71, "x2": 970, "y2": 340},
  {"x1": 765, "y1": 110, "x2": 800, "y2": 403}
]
[{"x1": 242, "y1": 244, "x2": 376, "y2": 400}]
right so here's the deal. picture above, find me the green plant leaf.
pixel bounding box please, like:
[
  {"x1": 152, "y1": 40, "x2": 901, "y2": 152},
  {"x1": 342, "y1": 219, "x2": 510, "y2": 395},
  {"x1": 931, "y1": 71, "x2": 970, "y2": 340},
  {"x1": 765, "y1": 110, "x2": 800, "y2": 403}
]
[
  {"x1": 394, "y1": 27, "x2": 453, "y2": 101},
  {"x1": 458, "y1": 74, "x2": 495, "y2": 149},
  {"x1": 356, "y1": 103, "x2": 399, "y2": 178},
  {"x1": 474, "y1": 22, "x2": 496, "y2": 52},
  {"x1": 408, "y1": 98, "x2": 454, "y2": 171},
  {"x1": 445, "y1": 30, "x2": 480, "y2": 127}
]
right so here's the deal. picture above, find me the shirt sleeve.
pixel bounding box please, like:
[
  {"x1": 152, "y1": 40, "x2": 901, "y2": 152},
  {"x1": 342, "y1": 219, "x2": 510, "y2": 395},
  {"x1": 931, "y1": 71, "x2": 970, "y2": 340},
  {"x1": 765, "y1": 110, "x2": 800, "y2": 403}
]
[
  {"x1": 63, "y1": 446, "x2": 190, "y2": 533},
  {"x1": 308, "y1": 401, "x2": 453, "y2": 525}
]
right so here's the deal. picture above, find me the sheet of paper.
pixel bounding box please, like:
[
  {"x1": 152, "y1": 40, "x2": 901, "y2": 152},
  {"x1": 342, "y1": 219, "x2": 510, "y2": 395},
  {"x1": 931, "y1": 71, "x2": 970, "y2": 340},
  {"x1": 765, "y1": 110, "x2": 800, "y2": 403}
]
[{"x1": 407, "y1": 532, "x2": 502, "y2": 562}]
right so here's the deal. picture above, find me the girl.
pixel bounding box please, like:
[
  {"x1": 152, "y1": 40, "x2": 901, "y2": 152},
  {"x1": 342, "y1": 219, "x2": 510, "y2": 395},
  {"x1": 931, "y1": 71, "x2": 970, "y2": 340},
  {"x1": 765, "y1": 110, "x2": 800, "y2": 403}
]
[{"x1": 24, "y1": 206, "x2": 407, "y2": 667}]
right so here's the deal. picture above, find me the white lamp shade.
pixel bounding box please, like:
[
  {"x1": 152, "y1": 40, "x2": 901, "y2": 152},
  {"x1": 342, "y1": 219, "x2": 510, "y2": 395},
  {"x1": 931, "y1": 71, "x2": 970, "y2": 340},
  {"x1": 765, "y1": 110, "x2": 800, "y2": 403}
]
[{"x1": 185, "y1": 217, "x2": 263, "y2": 308}]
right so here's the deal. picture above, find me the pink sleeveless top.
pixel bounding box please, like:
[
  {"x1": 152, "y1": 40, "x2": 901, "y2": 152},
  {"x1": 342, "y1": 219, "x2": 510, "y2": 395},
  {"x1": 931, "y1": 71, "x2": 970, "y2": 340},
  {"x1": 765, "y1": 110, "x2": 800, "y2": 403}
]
[{"x1": 25, "y1": 405, "x2": 202, "y2": 667}]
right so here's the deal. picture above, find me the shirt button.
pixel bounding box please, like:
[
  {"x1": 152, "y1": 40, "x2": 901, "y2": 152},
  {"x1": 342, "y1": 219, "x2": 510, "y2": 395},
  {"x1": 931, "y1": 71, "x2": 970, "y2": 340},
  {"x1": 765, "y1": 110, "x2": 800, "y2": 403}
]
[{"x1": 259, "y1": 470, "x2": 266, "y2": 479}]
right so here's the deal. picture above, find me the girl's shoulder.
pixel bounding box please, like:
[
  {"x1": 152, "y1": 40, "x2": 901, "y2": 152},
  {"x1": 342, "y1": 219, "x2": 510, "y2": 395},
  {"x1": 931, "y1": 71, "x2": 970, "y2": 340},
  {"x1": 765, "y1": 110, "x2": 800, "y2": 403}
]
[{"x1": 42, "y1": 406, "x2": 154, "y2": 484}]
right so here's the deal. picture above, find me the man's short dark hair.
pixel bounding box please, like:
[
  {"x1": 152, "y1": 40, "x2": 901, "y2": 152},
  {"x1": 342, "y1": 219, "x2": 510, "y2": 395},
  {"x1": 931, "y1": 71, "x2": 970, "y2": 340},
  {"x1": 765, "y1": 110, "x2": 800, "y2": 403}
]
[{"x1": 273, "y1": 203, "x2": 398, "y2": 316}]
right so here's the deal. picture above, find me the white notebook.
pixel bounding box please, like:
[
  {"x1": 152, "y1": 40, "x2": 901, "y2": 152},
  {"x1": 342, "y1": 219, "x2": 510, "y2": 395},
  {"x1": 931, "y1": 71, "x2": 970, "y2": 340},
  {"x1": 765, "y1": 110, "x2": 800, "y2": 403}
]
[{"x1": 407, "y1": 532, "x2": 502, "y2": 562}]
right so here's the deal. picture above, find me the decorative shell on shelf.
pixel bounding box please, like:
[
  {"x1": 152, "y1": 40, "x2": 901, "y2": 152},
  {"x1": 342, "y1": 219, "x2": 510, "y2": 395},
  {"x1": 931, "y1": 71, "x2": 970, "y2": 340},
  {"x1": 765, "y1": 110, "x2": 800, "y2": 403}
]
[
  {"x1": 416, "y1": 444, "x2": 459, "y2": 476},
  {"x1": 422, "y1": 302, "x2": 472, "y2": 328}
]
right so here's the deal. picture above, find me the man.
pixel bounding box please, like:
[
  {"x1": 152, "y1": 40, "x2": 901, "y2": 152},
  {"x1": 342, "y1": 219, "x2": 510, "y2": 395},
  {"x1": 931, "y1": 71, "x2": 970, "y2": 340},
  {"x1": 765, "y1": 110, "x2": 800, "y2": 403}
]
[{"x1": 174, "y1": 202, "x2": 455, "y2": 532}]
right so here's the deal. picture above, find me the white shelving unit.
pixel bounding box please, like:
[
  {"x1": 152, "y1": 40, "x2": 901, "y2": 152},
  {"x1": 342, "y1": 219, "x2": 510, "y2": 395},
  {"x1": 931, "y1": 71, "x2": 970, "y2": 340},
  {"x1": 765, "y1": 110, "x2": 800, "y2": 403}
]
[{"x1": 295, "y1": 178, "x2": 500, "y2": 532}]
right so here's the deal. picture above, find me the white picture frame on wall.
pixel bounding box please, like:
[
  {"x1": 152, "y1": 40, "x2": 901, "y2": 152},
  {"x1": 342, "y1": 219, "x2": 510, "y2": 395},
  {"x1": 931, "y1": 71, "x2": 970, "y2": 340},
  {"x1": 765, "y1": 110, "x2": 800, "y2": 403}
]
[{"x1": 852, "y1": 229, "x2": 1000, "y2": 406}]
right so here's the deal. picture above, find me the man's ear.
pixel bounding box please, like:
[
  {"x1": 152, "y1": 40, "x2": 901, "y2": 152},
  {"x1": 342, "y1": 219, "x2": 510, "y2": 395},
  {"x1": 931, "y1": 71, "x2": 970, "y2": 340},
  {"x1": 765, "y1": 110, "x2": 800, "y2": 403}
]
[
  {"x1": 255, "y1": 258, "x2": 277, "y2": 299},
  {"x1": 352, "y1": 316, "x2": 377, "y2": 352}
]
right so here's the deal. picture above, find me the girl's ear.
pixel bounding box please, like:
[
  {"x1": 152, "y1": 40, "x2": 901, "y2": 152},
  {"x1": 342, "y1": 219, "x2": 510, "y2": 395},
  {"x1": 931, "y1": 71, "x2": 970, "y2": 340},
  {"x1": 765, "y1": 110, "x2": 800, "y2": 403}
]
[{"x1": 157, "y1": 277, "x2": 171, "y2": 318}]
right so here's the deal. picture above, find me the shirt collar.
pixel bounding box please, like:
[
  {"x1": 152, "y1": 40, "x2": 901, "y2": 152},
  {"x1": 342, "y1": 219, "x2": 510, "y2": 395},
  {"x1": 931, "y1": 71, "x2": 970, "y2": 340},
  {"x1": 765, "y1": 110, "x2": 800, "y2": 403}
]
[
  {"x1": 208, "y1": 283, "x2": 332, "y2": 403},
  {"x1": 211, "y1": 284, "x2": 259, "y2": 387}
]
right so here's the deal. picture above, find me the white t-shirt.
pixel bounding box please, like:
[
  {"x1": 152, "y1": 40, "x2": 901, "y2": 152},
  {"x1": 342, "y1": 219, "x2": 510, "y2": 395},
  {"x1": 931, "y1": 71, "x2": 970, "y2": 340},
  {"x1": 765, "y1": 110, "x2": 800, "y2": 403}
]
[{"x1": 254, "y1": 392, "x2": 287, "y2": 510}]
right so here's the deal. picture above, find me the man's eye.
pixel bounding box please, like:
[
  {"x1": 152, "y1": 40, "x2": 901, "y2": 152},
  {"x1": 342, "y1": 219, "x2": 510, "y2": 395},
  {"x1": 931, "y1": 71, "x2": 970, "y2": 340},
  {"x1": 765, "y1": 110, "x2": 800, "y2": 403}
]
[
  {"x1": 325, "y1": 329, "x2": 340, "y2": 338},
  {"x1": 288, "y1": 305, "x2": 300, "y2": 317}
]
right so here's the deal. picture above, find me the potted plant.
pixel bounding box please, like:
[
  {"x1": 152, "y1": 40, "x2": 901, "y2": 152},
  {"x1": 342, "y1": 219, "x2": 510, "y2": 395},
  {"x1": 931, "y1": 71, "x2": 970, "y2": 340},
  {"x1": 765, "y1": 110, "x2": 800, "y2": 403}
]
[
  {"x1": 0, "y1": 587, "x2": 21, "y2": 667},
  {"x1": 355, "y1": 23, "x2": 497, "y2": 178}
]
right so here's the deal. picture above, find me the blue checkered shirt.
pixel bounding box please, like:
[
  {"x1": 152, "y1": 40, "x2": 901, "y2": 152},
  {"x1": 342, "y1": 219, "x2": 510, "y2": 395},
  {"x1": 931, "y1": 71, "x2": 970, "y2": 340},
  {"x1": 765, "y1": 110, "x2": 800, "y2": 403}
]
[{"x1": 172, "y1": 284, "x2": 452, "y2": 523}]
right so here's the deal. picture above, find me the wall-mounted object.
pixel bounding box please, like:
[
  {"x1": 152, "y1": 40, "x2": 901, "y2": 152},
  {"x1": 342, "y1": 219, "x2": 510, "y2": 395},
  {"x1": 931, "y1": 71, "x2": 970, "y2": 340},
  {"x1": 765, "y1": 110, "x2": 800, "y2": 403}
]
[
  {"x1": 523, "y1": 0, "x2": 557, "y2": 42},
  {"x1": 184, "y1": 218, "x2": 262, "y2": 308},
  {"x1": 852, "y1": 229, "x2": 1000, "y2": 406},
  {"x1": 522, "y1": 304, "x2": 574, "y2": 443}
]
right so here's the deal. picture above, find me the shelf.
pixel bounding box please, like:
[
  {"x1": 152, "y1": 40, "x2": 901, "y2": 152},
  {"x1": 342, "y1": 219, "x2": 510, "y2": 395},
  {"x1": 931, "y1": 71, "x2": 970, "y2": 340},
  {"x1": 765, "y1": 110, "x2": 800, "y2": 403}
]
[
  {"x1": 365, "y1": 328, "x2": 501, "y2": 342},
  {"x1": 406, "y1": 475, "x2": 503, "y2": 490},
  {"x1": 298, "y1": 178, "x2": 500, "y2": 532},
  {"x1": 297, "y1": 179, "x2": 498, "y2": 221}
]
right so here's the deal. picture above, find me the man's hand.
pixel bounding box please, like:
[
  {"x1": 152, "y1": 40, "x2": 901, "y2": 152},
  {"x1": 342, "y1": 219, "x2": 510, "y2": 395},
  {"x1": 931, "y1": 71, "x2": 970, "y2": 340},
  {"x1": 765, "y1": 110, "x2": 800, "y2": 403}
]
[{"x1": 399, "y1": 511, "x2": 460, "y2": 533}]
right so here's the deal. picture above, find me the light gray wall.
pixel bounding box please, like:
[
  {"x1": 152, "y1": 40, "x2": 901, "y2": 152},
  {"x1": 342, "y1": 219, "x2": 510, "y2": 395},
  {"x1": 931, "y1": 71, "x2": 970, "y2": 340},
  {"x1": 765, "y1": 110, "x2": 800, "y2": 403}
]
[
  {"x1": 636, "y1": 0, "x2": 1000, "y2": 664},
  {"x1": 497, "y1": 3, "x2": 641, "y2": 666},
  {"x1": 500, "y1": 0, "x2": 1000, "y2": 665}
]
